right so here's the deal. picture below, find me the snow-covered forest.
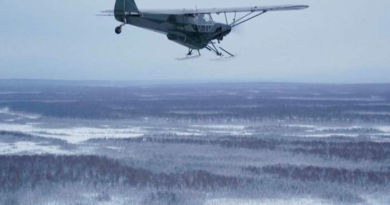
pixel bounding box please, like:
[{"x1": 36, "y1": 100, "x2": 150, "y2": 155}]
[{"x1": 0, "y1": 80, "x2": 389, "y2": 205}]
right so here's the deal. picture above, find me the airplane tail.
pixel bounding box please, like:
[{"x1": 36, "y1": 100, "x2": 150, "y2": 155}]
[{"x1": 114, "y1": 0, "x2": 140, "y2": 21}]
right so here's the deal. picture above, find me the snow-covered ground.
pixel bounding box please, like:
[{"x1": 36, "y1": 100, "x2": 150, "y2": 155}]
[
  {"x1": 0, "y1": 107, "x2": 41, "y2": 122},
  {"x1": 205, "y1": 196, "x2": 390, "y2": 205},
  {"x1": 1, "y1": 105, "x2": 390, "y2": 154},
  {"x1": 0, "y1": 123, "x2": 145, "y2": 143},
  {"x1": 1, "y1": 121, "x2": 390, "y2": 144},
  {"x1": 0, "y1": 142, "x2": 68, "y2": 155},
  {"x1": 377, "y1": 126, "x2": 390, "y2": 132},
  {"x1": 205, "y1": 198, "x2": 332, "y2": 205}
]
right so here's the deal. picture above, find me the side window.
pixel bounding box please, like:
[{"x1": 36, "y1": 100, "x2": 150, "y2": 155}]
[
  {"x1": 188, "y1": 14, "x2": 214, "y2": 26},
  {"x1": 187, "y1": 14, "x2": 214, "y2": 32},
  {"x1": 188, "y1": 14, "x2": 199, "y2": 24},
  {"x1": 202, "y1": 14, "x2": 213, "y2": 25}
]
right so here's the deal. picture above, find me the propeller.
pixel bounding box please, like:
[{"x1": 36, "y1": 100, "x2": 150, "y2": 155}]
[{"x1": 231, "y1": 24, "x2": 245, "y2": 35}]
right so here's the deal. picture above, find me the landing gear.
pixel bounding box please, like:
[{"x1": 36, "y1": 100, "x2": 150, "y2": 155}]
[
  {"x1": 115, "y1": 19, "x2": 127, "y2": 35},
  {"x1": 187, "y1": 49, "x2": 197, "y2": 56},
  {"x1": 206, "y1": 41, "x2": 235, "y2": 61},
  {"x1": 115, "y1": 26, "x2": 122, "y2": 34},
  {"x1": 206, "y1": 41, "x2": 223, "y2": 57},
  {"x1": 176, "y1": 48, "x2": 201, "y2": 61}
]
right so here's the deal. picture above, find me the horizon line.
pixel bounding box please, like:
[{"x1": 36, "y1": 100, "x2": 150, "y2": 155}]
[{"x1": 0, "y1": 78, "x2": 389, "y2": 86}]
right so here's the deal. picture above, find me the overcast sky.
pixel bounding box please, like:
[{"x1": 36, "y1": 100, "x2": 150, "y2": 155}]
[{"x1": 1, "y1": 0, "x2": 389, "y2": 83}]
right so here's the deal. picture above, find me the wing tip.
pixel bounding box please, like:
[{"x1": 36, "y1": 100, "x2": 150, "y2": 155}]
[
  {"x1": 283, "y1": 5, "x2": 309, "y2": 11},
  {"x1": 300, "y1": 5, "x2": 310, "y2": 9}
]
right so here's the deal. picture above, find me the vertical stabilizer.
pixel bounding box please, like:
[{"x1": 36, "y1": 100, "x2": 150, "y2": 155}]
[{"x1": 114, "y1": 0, "x2": 140, "y2": 21}]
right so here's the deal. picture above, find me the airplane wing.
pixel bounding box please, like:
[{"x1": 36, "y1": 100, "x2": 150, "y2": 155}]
[
  {"x1": 139, "y1": 5, "x2": 309, "y2": 15},
  {"x1": 101, "y1": 5, "x2": 308, "y2": 15}
]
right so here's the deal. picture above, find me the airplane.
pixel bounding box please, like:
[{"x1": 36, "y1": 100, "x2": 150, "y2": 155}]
[{"x1": 99, "y1": 0, "x2": 309, "y2": 60}]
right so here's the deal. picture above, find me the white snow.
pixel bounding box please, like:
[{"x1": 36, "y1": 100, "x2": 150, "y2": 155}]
[
  {"x1": 0, "y1": 107, "x2": 41, "y2": 120},
  {"x1": 277, "y1": 97, "x2": 384, "y2": 102},
  {"x1": 348, "y1": 111, "x2": 390, "y2": 116},
  {"x1": 287, "y1": 133, "x2": 360, "y2": 138},
  {"x1": 193, "y1": 125, "x2": 247, "y2": 130},
  {"x1": 0, "y1": 91, "x2": 41, "y2": 95},
  {"x1": 205, "y1": 198, "x2": 332, "y2": 205},
  {"x1": 288, "y1": 124, "x2": 318, "y2": 129},
  {"x1": 0, "y1": 142, "x2": 68, "y2": 155},
  {"x1": 377, "y1": 126, "x2": 390, "y2": 132},
  {"x1": 0, "y1": 123, "x2": 145, "y2": 143},
  {"x1": 206, "y1": 196, "x2": 388, "y2": 205},
  {"x1": 288, "y1": 124, "x2": 365, "y2": 132},
  {"x1": 106, "y1": 146, "x2": 123, "y2": 151},
  {"x1": 167, "y1": 131, "x2": 205, "y2": 136},
  {"x1": 191, "y1": 124, "x2": 254, "y2": 136}
]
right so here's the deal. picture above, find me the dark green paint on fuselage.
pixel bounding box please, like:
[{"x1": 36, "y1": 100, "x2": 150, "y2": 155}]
[{"x1": 117, "y1": 14, "x2": 232, "y2": 50}]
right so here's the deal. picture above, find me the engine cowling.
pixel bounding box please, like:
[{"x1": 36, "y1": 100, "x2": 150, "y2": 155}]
[{"x1": 213, "y1": 26, "x2": 232, "y2": 41}]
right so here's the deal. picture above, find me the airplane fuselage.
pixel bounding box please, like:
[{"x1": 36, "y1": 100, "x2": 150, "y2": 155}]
[{"x1": 117, "y1": 13, "x2": 232, "y2": 50}]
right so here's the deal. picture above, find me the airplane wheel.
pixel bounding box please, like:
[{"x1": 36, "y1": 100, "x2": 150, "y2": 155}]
[{"x1": 115, "y1": 27, "x2": 122, "y2": 35}]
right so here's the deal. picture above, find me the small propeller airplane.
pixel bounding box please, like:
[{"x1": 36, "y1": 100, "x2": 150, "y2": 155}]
[{"x1": 99, "y1": 0, "x2": 309, "y2": 60}]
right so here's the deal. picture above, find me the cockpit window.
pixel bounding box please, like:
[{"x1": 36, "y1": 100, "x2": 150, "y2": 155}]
[
  {"x1": 187, "y1": 14, "x2": 214, "y2": 32},
  {"x1": 188, "y1": 14, "x2": 214, "y2": 26}
]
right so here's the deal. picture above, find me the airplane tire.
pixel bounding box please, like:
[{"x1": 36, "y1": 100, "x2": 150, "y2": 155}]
[{"x1": 115, "y1": 27, "x2": 122, "y2": 35}]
